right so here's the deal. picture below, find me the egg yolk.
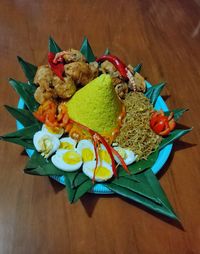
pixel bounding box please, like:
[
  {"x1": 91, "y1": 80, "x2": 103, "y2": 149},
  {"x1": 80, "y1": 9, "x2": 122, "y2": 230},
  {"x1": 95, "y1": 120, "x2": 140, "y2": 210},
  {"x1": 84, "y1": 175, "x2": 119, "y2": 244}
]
[
  {"x1": 82, "y1": 148, "x2": 94, "y2": 162},
  {"x1": 95, "y1": 166, "x2": 111, "y2": 178},
  {"x1": 38, "y1": 137, "x2": 53, "y2": 158},
  {"x1": 99, "y1": 150, "x2": 111, "y2": 164},
  {"x1": 60, "y1": 142, "x2": 74, "y2": 150},
  {"x1": 63, "y1": 151, "x2": 81, "y2": 165}
]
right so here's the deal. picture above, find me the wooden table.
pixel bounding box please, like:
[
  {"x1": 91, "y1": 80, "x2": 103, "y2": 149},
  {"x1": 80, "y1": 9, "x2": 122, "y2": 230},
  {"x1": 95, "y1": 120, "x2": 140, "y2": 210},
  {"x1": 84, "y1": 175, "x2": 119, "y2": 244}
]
[{"x1": 0, "y1": 1, "x2": 199, "y2": 253}]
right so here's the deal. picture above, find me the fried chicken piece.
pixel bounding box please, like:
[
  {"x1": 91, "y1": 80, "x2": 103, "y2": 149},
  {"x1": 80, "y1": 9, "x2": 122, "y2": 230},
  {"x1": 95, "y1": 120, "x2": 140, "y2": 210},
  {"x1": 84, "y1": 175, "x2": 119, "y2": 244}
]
[
  {"x1": 64, "y1": 61, "x2": 98, "y2": 85},
  {"x1": 132, "y1": 72, "x2": 146, "y2": 93},
  {"x1": 34, "y1": 65, "x2": 53, "y2": 90},
  {"x1": 115, "y1": 83, "x2": 129, "y2": 99},
  {"x1": 89, "y1": 61, "x2": 99, "y2": 78},
  {"x1": 100, "y1": 60, "x2": 116, "y2": 74},
  {"x1": 34, "y1": 86, "x2": 56, "y2": 104},
  {"x1": 127, "y1": 64, "x2": 146, "y2": 92},
  {"x1": 54, "y1": 49, "x2": 86, "y2": 63},
  {"x1": 52, "y1": 76, "x2": 76, "y2": 99}
]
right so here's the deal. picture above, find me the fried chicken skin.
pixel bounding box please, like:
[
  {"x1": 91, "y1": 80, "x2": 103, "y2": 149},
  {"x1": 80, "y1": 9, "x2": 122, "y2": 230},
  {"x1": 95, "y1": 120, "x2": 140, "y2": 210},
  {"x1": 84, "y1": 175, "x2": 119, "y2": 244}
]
[
  {"x1": 54, "y1": 49, "x2": 86, "y2": 63},
  {"x1": 34, "y1": 65, "x2": 53, "y2": 90},
  {"x1": 52, "y1": 76, "x2": 76, "y2": 99},
  {"x1": 34, "y1": 86, "x2": 56, "y2": 104},
  {"x1": 64, "y1": 61, "x2": 98, "y2": 85}
]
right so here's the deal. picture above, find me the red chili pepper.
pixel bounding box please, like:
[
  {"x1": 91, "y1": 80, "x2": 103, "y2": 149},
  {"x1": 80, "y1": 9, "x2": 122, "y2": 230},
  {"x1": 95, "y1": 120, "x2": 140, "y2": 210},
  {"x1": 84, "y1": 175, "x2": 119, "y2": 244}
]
[
  {"x1": 96, "y1": 54, "x2": 128, "y2": 80},
  {"x1": 150, "y1": 110, "x2": 176, "y2": 136},
  {"x1": 48, "y1": 52, "x2": 64, "y2": 80}
]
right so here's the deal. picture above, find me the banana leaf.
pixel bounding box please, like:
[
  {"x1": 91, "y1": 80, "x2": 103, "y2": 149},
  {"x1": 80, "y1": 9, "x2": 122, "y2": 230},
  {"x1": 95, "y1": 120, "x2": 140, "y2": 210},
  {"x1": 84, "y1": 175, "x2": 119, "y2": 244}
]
[
  {"x1": 9, "y1": 79, "x2": 39, "y2": 112},
  {"x1": 164, "y1": 108, "x2": 188, "y2": 121},
  {"x1": 159, "y1": 128, "x2": 192, "y2": 150},
  {"x1": 80, "y1": 37, "x2": 96, "y2": 62},
  {"x1": 49, "y1": 36, "x2": 62, "y2": 53},
  {"x1": 24, "y1": 151, "x2": 63, "y2": 176},
  {"x1": 0, "y1": 124, "x2": 40, "y2": 149},
  {"x1": 5, "y1": 105, "x2": 38, "y2": 127},
  {"x1": 118, "y1": 150, "x2": 159, "y2": 177},
  {"x1": 105, "y1": 169, "x2": 178, "y2": 220},
  {"x1": 104, "y1": 48, "x2": 110, "y2": 55},
  {"x1": 145, "y1": 82, "x2": 166, "y2": 105},
  {"x1": 65, "y1": 175, "x2": 93, "y2": 203},
  {"x1": 134, "y1": 63, "x2": 142, "y2": 73},
  {"x1": 17, "y1": 56, "x2": 38, "y2": 83}
]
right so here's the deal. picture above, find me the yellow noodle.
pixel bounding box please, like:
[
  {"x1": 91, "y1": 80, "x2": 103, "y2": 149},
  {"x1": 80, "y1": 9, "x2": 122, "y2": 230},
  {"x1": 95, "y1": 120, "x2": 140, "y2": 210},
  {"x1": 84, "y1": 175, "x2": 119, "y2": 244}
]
[{"x1": 115, "y1": 92, "x2": 162, "y2": 160}]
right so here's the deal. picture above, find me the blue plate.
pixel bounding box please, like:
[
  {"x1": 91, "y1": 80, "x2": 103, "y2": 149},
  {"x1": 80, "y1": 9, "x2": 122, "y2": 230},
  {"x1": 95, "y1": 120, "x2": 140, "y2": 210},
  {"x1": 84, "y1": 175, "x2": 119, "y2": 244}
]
[{"x1": 17, "y1": 81, "x2": 172, "y2": 194}]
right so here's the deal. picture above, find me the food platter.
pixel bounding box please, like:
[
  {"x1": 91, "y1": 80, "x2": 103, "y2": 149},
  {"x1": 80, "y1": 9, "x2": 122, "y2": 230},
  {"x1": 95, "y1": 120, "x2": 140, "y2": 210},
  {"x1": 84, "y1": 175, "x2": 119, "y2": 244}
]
[
  {"x1": 1, "y1": 36, "x2": 191, "y2": 220},
  {"x1": 17, "y1": 80, "x2": 173, "y2": 194}
]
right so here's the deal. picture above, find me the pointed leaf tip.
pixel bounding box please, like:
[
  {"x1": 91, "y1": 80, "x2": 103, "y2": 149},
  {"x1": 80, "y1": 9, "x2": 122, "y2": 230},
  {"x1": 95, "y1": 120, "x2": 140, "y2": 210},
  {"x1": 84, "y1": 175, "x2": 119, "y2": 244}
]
[
  {"x1": 104, "y1": 48, "x2": 110, "y2": 55},
  {"x1": 80, "y1": 37, "x2": 96, "y2": 62},
  {"x1": 48, "y1": 36, "x2": 62, "y2": 53},
  {"x1": 134, "y1": 63, "x2": 142, "y2": 73},
  {"x1": 17, "y1": 56, "x2": 37, "y2": 83},
  {"x1": 145, "y1": 82, "x2": 166, "y2": 105}
]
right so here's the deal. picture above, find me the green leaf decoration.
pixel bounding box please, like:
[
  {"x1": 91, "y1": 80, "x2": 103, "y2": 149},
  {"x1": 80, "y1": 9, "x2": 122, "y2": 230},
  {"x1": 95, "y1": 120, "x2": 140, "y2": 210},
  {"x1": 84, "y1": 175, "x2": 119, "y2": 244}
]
[
  {"x1": 134, "y1": 63, "x2": 142, "y2": 73},
  {"x1": 111, "y1": 176, "x2": 161, "y2": 204},
  {"x1": 73, "y1": 172, "x2": 90, "y2": 188},
  {"x1": 164, "y1": 108, "x2": 188, "y2": 121},
  {"x1": 24, "y1": 151, "x2": 63, "y2": 176},
  {"x1": 48, "y1": 36, "x2": 62, "y2": 53},
  {"x1": 104, "y1": 48, "x2": 110, "y2": 55},
  {"x1": 17, "y1": 56, "x2": 38, "y2": 83},
  {"x1": 80, "y1": 37, "x2": 96, "y2": 62},
  {"x1": 63, "y1": 171, "x2": 90, "y2": 189},
  {"x1": 106, "y1": 169, "x2": 178, "y2": 220},
  {"x1": 63, "y1": 171, "x2": 79, "y2": 188},
  {"x1": 145, "y1": 82, "x2": 166, "y2": 105},
  {"x1": 64, "y1": 175, "x2": 93, "y2": 203},
  {"x1": 0, "y1": 124, "x2": 40, "y2": 149},
  {"x1": 118, "y1": 150, "x2": 159, "y2": 177},
  {"x1": 159, "y1": 128, "x2": 192, "y2": 150},
  {"x1": 9, "y1": 79, "x2": 39, "y2": 112},
  {"x1": 4, "y1": 105, "x2": 38, "y2": 127}
]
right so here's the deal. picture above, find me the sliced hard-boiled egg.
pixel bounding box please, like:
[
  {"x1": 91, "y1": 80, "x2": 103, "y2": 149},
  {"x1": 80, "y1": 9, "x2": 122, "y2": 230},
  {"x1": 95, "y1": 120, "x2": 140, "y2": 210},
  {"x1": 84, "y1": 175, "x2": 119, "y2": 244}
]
[
  {"x1": 83, "y1": 161, "x2": 113, "y2": 182},
  {"x1": 98, "y1": 144, "x2": 112, "y2": 164},
  {"x1": 114, "y1": 147, "x2": 136, "y2": 165},
  {"x1": 59, "y1": 137, "x2": 77, "y2": 150},
  {"x1": 42, "y1": 124, "x2": 64, "y2": 138},
  {"x1": 76, "y1": 139, "x2": 95, "y2": 162},
  {"x1": 33, "y1": 131, "x2": 60, "y2": 158},
  {"x1": 51, "y1": 149, "x2": 82, "y2": 172}
]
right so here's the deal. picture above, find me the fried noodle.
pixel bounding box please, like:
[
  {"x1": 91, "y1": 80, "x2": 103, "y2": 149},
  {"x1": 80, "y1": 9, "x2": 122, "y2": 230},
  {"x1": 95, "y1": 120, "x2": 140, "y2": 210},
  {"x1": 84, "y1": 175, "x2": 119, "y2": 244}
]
[{"x1": 115, "y1": 92, "x2": 162, "y2": 160}]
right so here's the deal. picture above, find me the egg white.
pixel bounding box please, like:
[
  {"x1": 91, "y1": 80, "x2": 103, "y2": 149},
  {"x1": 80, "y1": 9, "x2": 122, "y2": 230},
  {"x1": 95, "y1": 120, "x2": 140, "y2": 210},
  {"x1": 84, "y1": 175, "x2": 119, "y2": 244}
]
[
  {"x1": 59, "y1": 137, "x2": 77, "y2": 150},
  {"x1": 98, "y1": 144, "x2": 112, "y2": 164},
  {"x1": 42, "y1": 124, "x2": 64, "y2": 138},
  {"x1": 51, "y1": 149, "x2": 82, "y2": 172},
  {"x1": 33, "y1": 130, "x2": 60, "y2": 158},
  {"x1": 114, "y1": 147, "x2": 136, "y2": 165},
  {"x1": 82, "y1": 161, "x2": 113, "y2": 182},
  {"x1": 76, "y1": 139, "x2": 95, "y2": 162}
]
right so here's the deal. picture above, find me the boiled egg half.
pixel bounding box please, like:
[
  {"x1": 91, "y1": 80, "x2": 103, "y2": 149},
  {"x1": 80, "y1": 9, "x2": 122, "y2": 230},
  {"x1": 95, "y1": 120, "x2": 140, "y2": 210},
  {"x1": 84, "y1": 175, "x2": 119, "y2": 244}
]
[
  {"x1": 76, "y1": 139, "x2": 95, "y2": 162},
  {"x1": 59, "y1": 137, "x2": 77, "y2": 150},
  {"x1": 33, "y1": 130, "x2": 60, "y2": 158},
  {"x1": 114, "y1": 146, "x2": 136, "y2": 165},
  {"x1": 51, "y1": 149, "x2": 82, "y2": 172},
  {"x1": 83, "y1": 161, "x2": 113, "y2": 182}
]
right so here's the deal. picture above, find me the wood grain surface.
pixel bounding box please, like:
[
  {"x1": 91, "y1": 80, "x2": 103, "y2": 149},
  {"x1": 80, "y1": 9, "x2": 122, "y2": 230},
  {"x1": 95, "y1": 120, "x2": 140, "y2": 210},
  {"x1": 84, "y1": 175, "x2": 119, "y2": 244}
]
[{"x1": 0, "y1": 0, "x2": 200, "y2": 253}]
